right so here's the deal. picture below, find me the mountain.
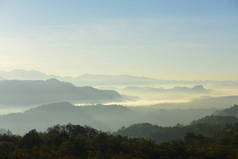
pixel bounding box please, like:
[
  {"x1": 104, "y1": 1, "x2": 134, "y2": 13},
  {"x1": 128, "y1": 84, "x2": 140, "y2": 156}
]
[
  {"x1": 2, "y1": 98, "x2": 237, "y2": 135},
  {"x1": 0, "y1": 101, "x2": 220, "y2": 135},
  {"x1": 124, "y1": 85, "x2": 210, "y2": 94},
  {"x1": 0, "y1": 79, "x2": 123, "y2": 106},
  {"x1": 0, "y1": 102, "x2": 136, "y2": 134},
  {"x1": 1, "y1": 70, "x2": 238, "y2": 88},
  {"x1": 0, "y1": 70, "x2": 161, "y2": 85},
  {"x1": 190, "y1": 115, "x2": 238, "y2": 125},
  {"x1": 115, "y1": 113, "x2": 238, "y2": 143},
  {"x1": 213, "y1": 104, "x2": 238, "y2": 117},
  {"x1": 150, "y1": 95, "x2": 238, "y2": 109},
  {"x1": 172, "y1": 85, "x2": 210, "y2": 93},
  {"x1": 1, "y1": 95, "x2": 235, "y2": 134},
  {"x1": 74, "y1": 74, "x2": 161, "y2": 86},
  {"x1": 61, "y1": 74, "x2": 238, "y2": 87}
]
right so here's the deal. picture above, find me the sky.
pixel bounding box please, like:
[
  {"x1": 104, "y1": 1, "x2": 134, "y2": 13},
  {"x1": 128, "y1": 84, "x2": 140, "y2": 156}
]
[{"x1": 0, "y1": 0, "x2": 237, "y2": 80}]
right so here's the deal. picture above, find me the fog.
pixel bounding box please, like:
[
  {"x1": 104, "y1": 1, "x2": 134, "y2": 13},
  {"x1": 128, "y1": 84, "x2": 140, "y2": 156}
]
[
  {"x1": 0, "y1": 1, "x2": 237, "y2": 157},
  {"x1": 0, "y1": 70, "x2": 237, "y2": 135}
]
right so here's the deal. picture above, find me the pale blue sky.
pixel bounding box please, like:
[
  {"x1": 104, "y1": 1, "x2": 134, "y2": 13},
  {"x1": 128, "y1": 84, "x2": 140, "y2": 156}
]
[{"x1": 0, "y1": 0, "x2": 237, "y2": 80}]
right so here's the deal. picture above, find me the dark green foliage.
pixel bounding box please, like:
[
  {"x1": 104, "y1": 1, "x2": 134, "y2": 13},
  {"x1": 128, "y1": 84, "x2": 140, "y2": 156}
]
[
  {"x1": 0, "y1": 123, "x2": 238, "y2": 159},
  {"x1": 22, "y1": 130, "x2": 43, "y2": 148},
  {"x1": 116, "y1": 115, "x2": 238, "y2": 143}
]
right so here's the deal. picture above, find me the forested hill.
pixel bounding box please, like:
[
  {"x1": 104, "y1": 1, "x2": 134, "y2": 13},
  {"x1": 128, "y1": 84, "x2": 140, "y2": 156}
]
[
  {"x1": 0, "y1": 102, "x2": 134, "y2": 134},
  {"x1": 115, "y1": 115, "x2": 238, "y2": 143},
  {"x1": 0, "y1": 102, "x2": 215, "y2": 134},
  {"x1": 214, "y1": 104, "x2": 238, "y2": 117},
  {"x1": 1, "y1": 123, "x2": 238, "y2": 159}
]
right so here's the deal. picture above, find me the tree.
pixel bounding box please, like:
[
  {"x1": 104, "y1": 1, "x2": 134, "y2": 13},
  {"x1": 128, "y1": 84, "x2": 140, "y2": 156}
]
[{"x1": 22, "y1": 129, "x2": 42, "y2": 149}]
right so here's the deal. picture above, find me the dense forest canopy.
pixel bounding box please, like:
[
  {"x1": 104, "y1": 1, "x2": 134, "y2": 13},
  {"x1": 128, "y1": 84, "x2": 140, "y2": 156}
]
[
  {"x1": 115, "y1": 115, "x2": 238, "y2": 143},
  {"x1": 1, "y1": 123, "x2": 238, "y2": 159}
]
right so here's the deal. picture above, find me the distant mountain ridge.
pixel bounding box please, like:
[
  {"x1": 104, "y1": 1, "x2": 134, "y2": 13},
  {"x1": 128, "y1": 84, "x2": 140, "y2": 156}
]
[
  {"x1": 1, "y1": 69, "x2": 238, "y2": 87},
  {"x1": 214, "y1": 104, "x2": 238, "y2": 117},
  {"x1": 190, "y1": 115, "x2": 238, "y2": 125},
  {"x1": 124, "y1": 85, "x2": 210, "y2": 94},
  {"x1": 0, "y1": 79, "x2": 123, "y2": 106},
  {"x1": 0, "y1": 102, "x2": 134, "y2": 134},
  {"x1": 1, "y1": 98, "x2": 233, "y2": 135},
  {"x1": 1, "y1": 98, "x2": 237, "y2": 135},
  {"x1": 115, "y1": 113, "x2": 238, "y2": 143},
  {"x1": 150, "y1": 95, "x2": 238, "y2": 109}
]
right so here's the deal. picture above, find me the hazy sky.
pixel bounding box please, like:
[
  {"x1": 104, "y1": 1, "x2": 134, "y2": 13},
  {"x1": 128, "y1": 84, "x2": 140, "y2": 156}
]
[{"x1": 0, "y1": 0, "x2": 237, "y2": 80}]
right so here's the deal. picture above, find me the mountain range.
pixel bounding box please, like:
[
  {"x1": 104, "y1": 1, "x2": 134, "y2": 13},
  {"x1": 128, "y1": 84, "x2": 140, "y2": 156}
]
[
  {"x1": 0, "y1": 79, "x2": 123, "y2": 106},
  {"x1": 2, "y1": 95, "x2": 238, "y2": 134},
  {"x1": 116, "y1": 105, "x2": 238, "y2": 143},
  {"x1": 214, "y1": 104, "x2": 238, "y2": 117},
  {"x1": 1, "y1": 69, "x2": 238, "y2": 87},
  {"x1": 115, "y1": 115, "x2": 238, "y2": 143},
  {"x1": 0, "y1": 102, "x2": 136, "y2": 134},
  {"x1": 124, "y1": 85, "x2": 210, "y2": 94},
  {"x1": 149, "y1": 95, "x2": 238, "y2": 109},
  {"x1": 0, "y1": 99, "x2": 238, "y2": 140}
]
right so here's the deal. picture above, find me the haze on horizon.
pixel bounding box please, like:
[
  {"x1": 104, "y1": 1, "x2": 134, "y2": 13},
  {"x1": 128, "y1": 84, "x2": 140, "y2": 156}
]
[
  {"x1": 2, "y1": 1, "x2": 238, "y2": 148},
  {"x1": 0, "y1": 0, "x2": 238, "y2": 80}
]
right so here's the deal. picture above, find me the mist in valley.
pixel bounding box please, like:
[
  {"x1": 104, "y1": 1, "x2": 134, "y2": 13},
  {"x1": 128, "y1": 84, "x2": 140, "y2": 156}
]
[
  {"x1": 0, "y1": 1, "x2": 238, "y2": 158},
  {"x1": 0, "y1": 70, "x2": 237, "y2": 135}
]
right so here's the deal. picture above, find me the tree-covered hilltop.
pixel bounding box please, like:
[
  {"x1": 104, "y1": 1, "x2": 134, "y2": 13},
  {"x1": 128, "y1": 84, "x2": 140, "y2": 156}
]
[
  {"x1": 0, "y1": 102, "x2": 216, "y2": 135},
  {"x1": 214, "y1": 104, "x2": 238, "y2": 117},
  {"x1": 0, "y1": 123, "x2": 238, "y2": 159},
  {"x1": 115, "y1": 115, "x2": 238, "y2": 143},
  {"x1": 191, "y1": 115, "x2": 238, "y2": 125}
]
